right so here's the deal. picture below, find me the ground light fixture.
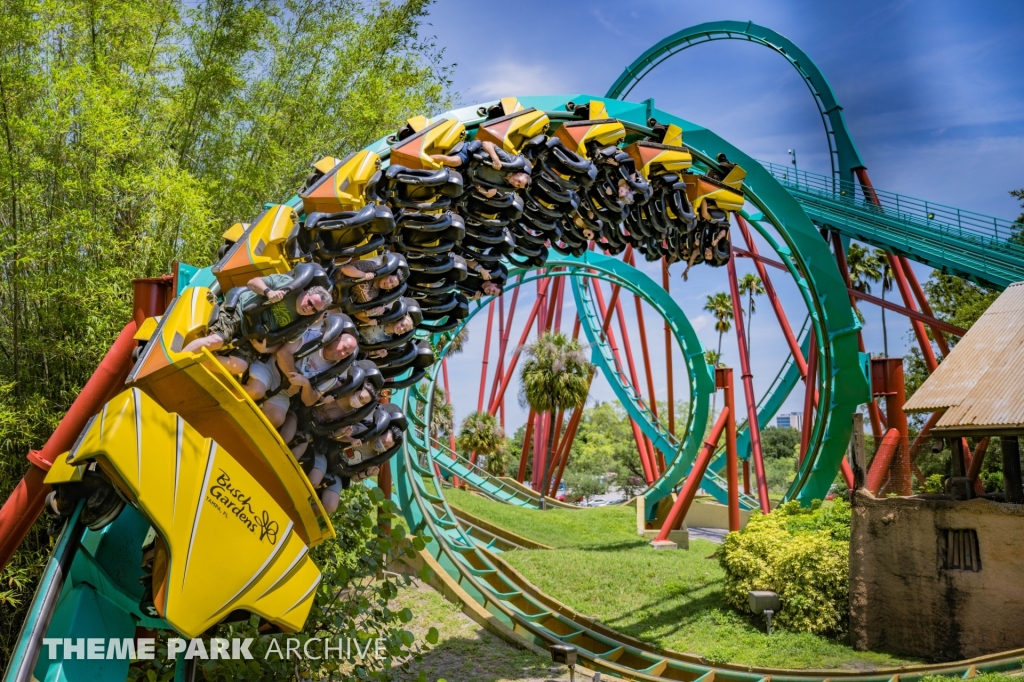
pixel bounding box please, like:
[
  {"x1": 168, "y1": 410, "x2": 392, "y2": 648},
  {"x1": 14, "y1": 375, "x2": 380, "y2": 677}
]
[
  {"x1": 748, "y1": 590, "x2": 781, "y2": 634},
  {"x1": 550, "y1": 643, "x2": 578, "y2": 682}
]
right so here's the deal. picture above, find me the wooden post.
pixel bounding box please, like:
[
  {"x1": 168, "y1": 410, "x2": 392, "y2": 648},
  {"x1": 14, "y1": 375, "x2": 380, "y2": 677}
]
[
  {"x1": 1002, "y1": 436, "x2": 1023, "y2": 504},
  {"x1": 850, "y1": 412, "x2": 867, "y2": 493}
]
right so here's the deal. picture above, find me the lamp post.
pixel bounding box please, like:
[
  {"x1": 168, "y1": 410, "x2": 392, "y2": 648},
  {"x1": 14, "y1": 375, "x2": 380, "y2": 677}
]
[{"x1": 788, "y1": 149, "x2": 798, "y2": 187}]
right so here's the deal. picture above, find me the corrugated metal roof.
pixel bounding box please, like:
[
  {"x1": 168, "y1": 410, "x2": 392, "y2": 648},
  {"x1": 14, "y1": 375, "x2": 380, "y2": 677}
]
[{"x1": 903, "y1": 281, "x2": 1024, "y2": 431}]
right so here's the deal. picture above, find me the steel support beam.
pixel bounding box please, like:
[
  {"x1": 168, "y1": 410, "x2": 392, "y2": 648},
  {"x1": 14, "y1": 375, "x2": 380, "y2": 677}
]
[{"x1": 727, "y1": 256, "x2": 770, "y2": 512}]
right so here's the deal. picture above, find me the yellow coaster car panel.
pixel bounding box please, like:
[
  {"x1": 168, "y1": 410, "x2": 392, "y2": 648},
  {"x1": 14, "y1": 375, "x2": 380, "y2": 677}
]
[
  {"x1": 721, "y1": 164, "x2": 747, "y2": 190},
  {"x1": 300, "y1": 150, "x2": 382, "y2": 215},
  {"x1": 660, "y1": 123, "x2": 685, "y2": 148},
  {"x1": 68, "y1": 389, "x2": 321, "y2": 638},
  {"x1": 127, "y1": 287, "x2": 333, "y2": 547},
  {"x1": 553, "y1": 117, "x2": 626, "y2": 158},
  {"x1": 212, "y1": 205, "x2": 298, "y2": 291},
  {"x1": 684, "y1": 171, "x2": 746, "y2": 213},
  {"x1": 221, "y1": 222, "x2": 248, "y2": 246},
  {"x1": 312, "y1": 156, "x2": 341, "y2": 175},
  {"x1": 389, "y1": 117, "x2": 467, "y2": 170},
  {"x1": 475, "y1": 108, "x2": 551, "y2": 154},
  {"x1": 624, "y1": 140, "x2": 693, "y2": 180},
  {"x1": 44, "y1": 452, "x2": 84, "y2": 485},
  {"x1": 134, "y1": 316, "x2": 161, "y2": 343}
]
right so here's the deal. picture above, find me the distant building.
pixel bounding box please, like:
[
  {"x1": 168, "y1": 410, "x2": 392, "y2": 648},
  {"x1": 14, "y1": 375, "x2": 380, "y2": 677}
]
[{"x1": 776, "y1": 412, "x2": 802, "y2": 430}]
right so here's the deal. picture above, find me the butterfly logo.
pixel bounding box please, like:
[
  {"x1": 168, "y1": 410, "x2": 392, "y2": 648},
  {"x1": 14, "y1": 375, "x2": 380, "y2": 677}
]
[{"x1": 255, "y1": 509, "x2": 279, "y2": 545}]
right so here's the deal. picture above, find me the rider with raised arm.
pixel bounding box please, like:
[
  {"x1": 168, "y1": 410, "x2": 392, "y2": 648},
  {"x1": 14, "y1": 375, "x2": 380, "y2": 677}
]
[{"x1": 182, "y1": 272, "x2": 332, "y2": 375}]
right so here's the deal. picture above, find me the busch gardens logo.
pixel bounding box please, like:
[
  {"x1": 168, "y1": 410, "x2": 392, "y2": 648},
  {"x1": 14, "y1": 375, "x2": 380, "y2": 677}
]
[{"x1": 208, "y1": 469, "x2": 279, "y2": 544}]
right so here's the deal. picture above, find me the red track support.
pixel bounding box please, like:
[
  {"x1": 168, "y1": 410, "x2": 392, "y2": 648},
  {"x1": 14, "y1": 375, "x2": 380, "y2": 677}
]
[
  {"x1": 901, "y1": 257, "x2": 951, "y2": 356},
  {"x1": 614, "y1": 294, "x2": 660, "y2": 477},
  {"x1": 497, "y1": 294, "x2": 507, "y2": 429},
  {"x1": 591, "y1": 278, "x2": 656, "y2": 483},
  {"x1": 888, "y1": 256, "x2": 938, "y2": 372},
  {"x1": 846, "y1": 288, "x2": 966, "y2": 337},
  {"x1": 735, "y1": 216, "x2": 808, "y2": 377},
  {"x1": 840, "y1": 458, "x2": 855, "y2": 490},
  {"x1": 829, "y1": 232, "x2": 886, "y2": 440},
  {"x1": 871, "y1": 358, "x2": 912, "y2": 495},
  {"x1": 488, "y1": 277, "x2": 521, "y2": 413},
  {"x1": 855, "y1": 167, "x2": 942, "y2": 370},
  {"x1": 867, "y1": 429, "x2": 902, "y2": 494},
  {"x1": 654, "y1": 408, "x2": 730, "y2": 542},
  {"x1": 627, "y1": 251, "x2": 666, "y2": 473},
  {"x1": 799, "y1": 330, "x2": 819, "y2": 464},
  {"x1": 477, "y1": 301, "x2": 496, "y2": 413},
  {"x1": 743, "y1": 461, "x2": 751, "y2": 495},
  {"x1": 727, "y1": 256, "x2": 771, "y2": 513},
  {"x1": 0, "y1": 320, "x2": 139, "y2": 571},
  {"x1": 717, "y1": 368, "x2": 741, "y2": 531},
  {"x1": 549, "y1": 405, "x2": 585, "y2": 497},
  {"x1": 488, "y1": 278, "x2": 551, "y2": 416},
  {"x1": 967, "y1": 437, "x2": 990, "y2": 482},
  {"x1": 662, "y1": 259, "x2": 675, "y2": 436}
]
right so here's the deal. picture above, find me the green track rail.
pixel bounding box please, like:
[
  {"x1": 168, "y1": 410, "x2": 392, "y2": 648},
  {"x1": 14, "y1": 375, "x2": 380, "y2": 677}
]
[{"x1": 760, "y1": 161, "x2": 1024, "y2": 289}]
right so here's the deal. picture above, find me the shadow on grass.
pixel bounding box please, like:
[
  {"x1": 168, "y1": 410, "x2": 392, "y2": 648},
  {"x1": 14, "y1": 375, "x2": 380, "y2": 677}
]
[
  {"x1": 600, "y1": 582, "x2": 729, "y2": 640},
  {"x1": 573, "y1": 539, "x2": 650, "y2": 552}
]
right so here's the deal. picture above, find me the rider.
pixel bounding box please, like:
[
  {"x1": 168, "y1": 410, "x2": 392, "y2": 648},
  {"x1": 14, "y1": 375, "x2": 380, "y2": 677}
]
[
  {"x1": 359, "y1": 314, "x2": 415, "y2": 358},
  {"x1": 183, "y1": 273, "x2": 332, "y2": 375},
  {"x1": 431, "y1": 139, "x2": 531, "y2": 190},
  {"x1": 265, "y1": 325, "x2": 359, "y2": 434}
]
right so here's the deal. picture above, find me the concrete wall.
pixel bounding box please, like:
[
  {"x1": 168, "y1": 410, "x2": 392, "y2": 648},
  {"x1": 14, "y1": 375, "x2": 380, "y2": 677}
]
[{"x1": 850, "y1": 489, "x2": 1024, "y2": 660}]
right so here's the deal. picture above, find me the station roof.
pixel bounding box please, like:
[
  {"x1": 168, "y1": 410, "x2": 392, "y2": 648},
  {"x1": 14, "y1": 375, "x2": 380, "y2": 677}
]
[{"x1": 903, "y1": 281, "x2": 1024, "y2": 435}]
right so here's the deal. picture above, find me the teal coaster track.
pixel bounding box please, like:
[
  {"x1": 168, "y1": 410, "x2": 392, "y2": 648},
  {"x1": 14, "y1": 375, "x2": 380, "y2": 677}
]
[{"x1": 8, "y1": 21, "x2": 1024, "y2": 682}]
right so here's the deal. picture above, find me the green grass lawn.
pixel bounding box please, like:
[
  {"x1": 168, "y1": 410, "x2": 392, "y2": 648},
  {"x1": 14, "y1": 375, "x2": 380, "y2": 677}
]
[{"x1": 440, "y1": 488, "x2": 916, "y2": 670}]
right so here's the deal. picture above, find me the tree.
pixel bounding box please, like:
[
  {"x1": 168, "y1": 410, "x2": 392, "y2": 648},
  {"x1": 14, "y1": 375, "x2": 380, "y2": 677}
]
[
  {"x1": 704, "y1": 292, "x2": 733, "y2": 413},
  {"x1": 738, "y1": 274, "x2": 765, "y2": 349},
  {"x1": 457, "y1": 411, "x2": 505, "y2": 470},
  {"x1": 0, "y1": 2, "x2": 451, "y2": 663},
  {"x1": 519, "y1": 332, "x2": 594, "y2": 492},
  {"x1": 760, "y1": 426, "x2": 802, "y2": 460},
  {"x1": 846, "y1": 243, "x2": 881, "y2": 295},
  {"x1": 704, "y1": 349, "x2": 722, "y2": 367}
]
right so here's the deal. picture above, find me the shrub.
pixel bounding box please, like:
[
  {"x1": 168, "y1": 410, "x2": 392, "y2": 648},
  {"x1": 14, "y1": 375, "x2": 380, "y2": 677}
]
[{"x1": 718, "y1": 499, "x2": 850, "y2": 636}]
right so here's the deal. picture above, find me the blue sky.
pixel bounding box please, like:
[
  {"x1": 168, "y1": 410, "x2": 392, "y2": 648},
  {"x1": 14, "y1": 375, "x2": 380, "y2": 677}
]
[{"x1": 418, "y1": 0, "x2": 1024, "y2": 433}]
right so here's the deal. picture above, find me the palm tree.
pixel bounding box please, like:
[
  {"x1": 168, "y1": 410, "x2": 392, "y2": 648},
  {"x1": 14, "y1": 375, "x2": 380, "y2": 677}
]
[
  {"x1": 846, "y1": 243, "x2": 881, "y2": 295},
  {"x1": 703, "y1": 292, "x2": 733, "y2": 415},
  {"x1": 738, "y1": 273, "x2": 765, "y2": 349},
  {"x1": 704, "y1": 349, "x2": 722, "y2": 367},
  {"x1": 875, "y1": 250, "x2": 894, "y2": 357},
  {"x1": 457, "y1": 411, "x2": 506, "y2": 473},
  {"x1": 520, "y1": 331, "x2": 595, "y2": 493}
]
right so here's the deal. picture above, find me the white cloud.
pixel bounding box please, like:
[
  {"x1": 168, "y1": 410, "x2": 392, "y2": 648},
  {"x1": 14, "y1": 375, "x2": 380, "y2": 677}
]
[{"x1": 467, "y1": 60, "x2": 574, "y2": 100}]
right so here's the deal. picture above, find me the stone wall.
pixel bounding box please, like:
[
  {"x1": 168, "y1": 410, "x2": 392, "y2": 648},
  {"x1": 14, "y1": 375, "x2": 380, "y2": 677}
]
[{"x1": 850, "y1": 489, "x2": 1024, "y2": 660}]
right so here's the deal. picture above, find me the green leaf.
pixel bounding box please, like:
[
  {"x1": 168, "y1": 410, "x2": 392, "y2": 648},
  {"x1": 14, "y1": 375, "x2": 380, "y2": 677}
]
[{"x1": 426, "y1": 626, "x2": 439, "y2": 645}]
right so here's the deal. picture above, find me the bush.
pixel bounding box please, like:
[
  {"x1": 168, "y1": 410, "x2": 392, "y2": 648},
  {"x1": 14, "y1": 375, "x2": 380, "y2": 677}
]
[{"x1": 718, "y1": 499, "x2": 850, "y2": 636}]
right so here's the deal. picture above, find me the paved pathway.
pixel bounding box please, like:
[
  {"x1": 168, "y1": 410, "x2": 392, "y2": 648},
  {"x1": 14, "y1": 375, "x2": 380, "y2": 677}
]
[{"x1": 688, "y1": 527, "x2": 728, "y2": 544}]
